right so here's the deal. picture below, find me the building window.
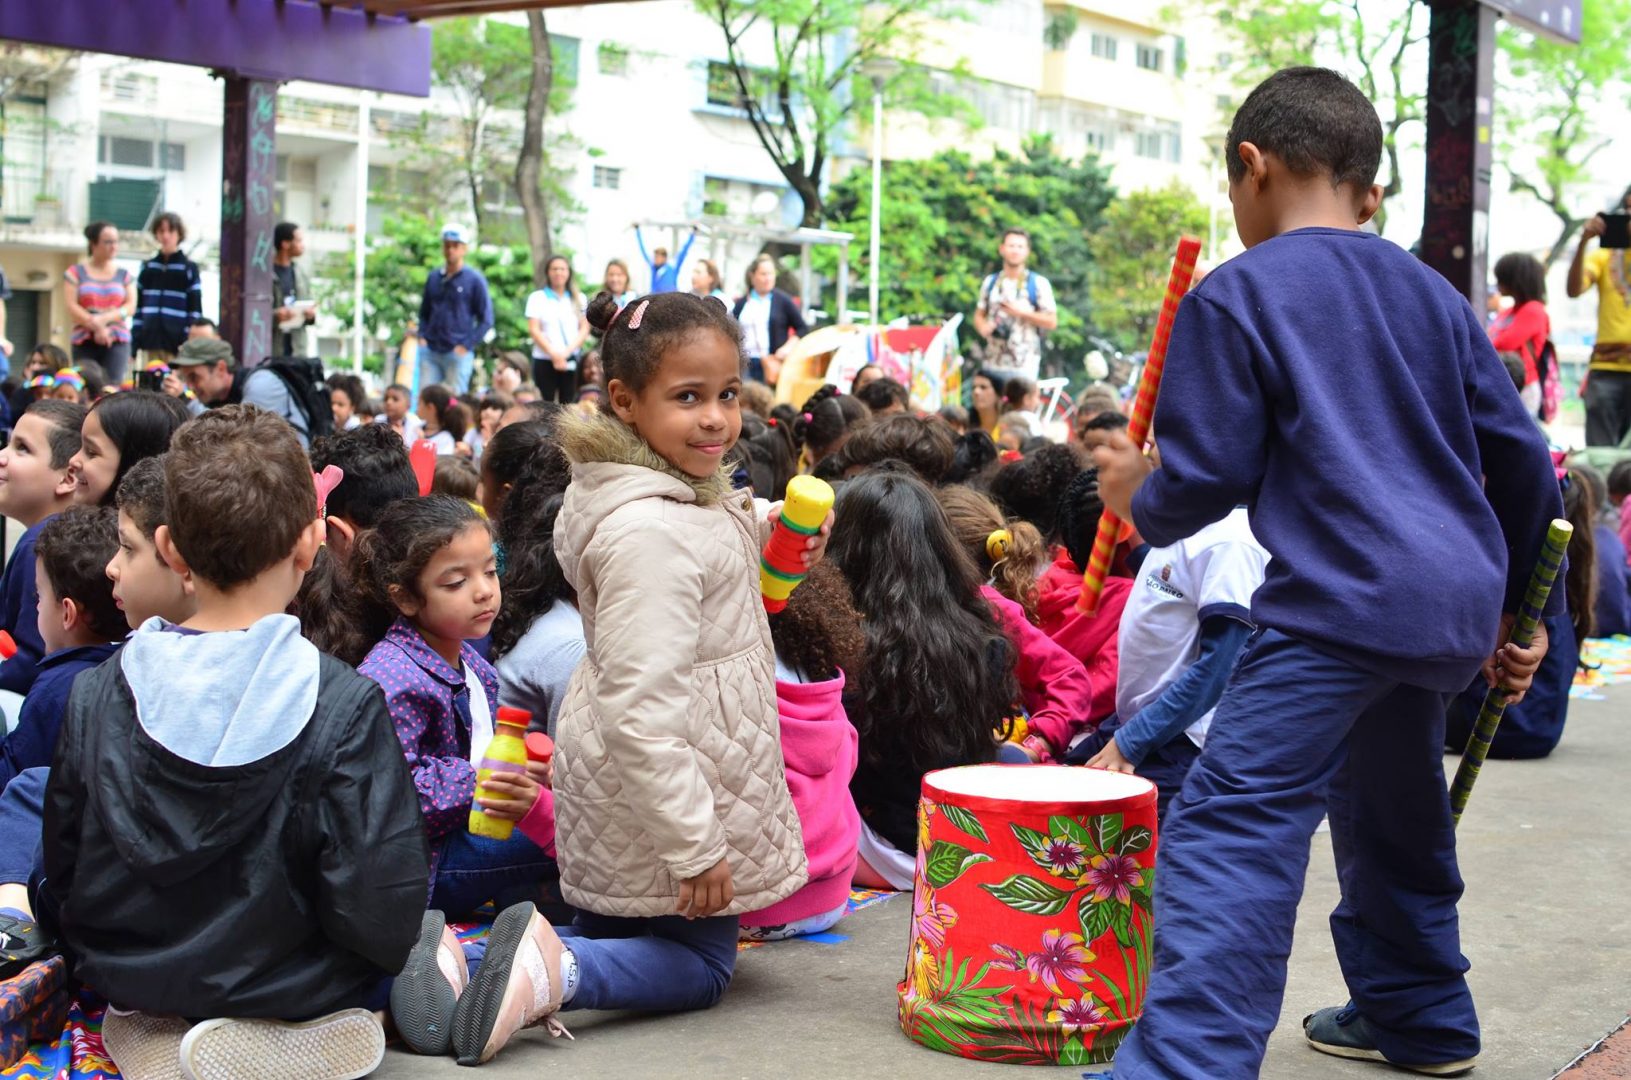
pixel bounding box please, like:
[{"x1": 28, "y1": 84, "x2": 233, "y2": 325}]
[
  {"x1": 704, "y1": 60, "x2": 781, "y2": 120},
  {"x1": 1084, "y1": 128, "x2": 1113, "y2": 152},
  {"x1": 701, "y1": 175, "x2": 784, "y2": 220},
  {"x1": 96, "y1": 136, "x2": 185, "y2": 173},
  {"x1": 1090, "y1": 33, "x2": 1118, "y2": 61},
  {"x1": 1136, "y1": 44, "x2": 1163, "y2": 72},
  {"x1": 1133, "y1": 126, "x2": 1182, "y2": 163},
  {"x1": 592, "y1": 165, "x2": 622, "y2": 190}
]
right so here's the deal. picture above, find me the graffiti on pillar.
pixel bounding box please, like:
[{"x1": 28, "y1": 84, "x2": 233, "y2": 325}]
[
  {"x1": 253, "y1": 229, "x2": 274, "y2": 274},
  {"x1": 1420, "y1": 2, "x2": 1492, "y2": 301},
  {"x1": 220, "y1": 78, "x2": 278, "y2": 366}
]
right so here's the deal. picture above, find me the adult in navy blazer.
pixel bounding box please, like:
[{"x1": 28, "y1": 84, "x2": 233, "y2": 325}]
[{"x1": 731, "y1": 255, "x2": 807, "y2": 385}]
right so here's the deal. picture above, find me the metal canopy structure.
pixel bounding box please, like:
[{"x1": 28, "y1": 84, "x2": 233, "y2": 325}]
[{"x1": 342, "y1": 0, "x2": 623, "y2": 17}]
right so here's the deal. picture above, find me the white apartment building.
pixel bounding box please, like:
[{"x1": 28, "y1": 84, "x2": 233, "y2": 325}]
[{"x1": 0, "y1": 1, "x2": 1226, "y2": 365}]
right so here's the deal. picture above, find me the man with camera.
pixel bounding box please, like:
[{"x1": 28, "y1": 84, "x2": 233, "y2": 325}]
[
  {"x1": 973, "y1": 228, "x2": 1058, "y2": 382},
  {"x1": 1567, "y1": 187, "x2": 1631, "y2": 447}
]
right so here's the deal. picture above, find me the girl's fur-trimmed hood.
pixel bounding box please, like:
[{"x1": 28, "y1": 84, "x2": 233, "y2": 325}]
[{"x1": 556, "y1": 409, "x2": 734, "y2": 507}]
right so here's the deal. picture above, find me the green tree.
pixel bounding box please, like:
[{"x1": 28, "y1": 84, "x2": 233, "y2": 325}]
[
  {"x1": 1499, "y1": 0, "x2": 1631, "y2": 267},
  {"x1": 1173, "y1": 0, "x2": 1424, "y2": 232},
  {"x1": 819, "y1": 135, "x2": 1115, "y2": 373},
  {"x1": 321, "y1": 216, "x2": 542, "y2": 367},
  {"x1": 1088, "y1": 183, "x2": 1210, "y2": 352},
  {"x1": 388, "y1": 18, "x2": 577, "y2": 245},
  {"x1": 700, "y1": 0, "x2": 984, "y2": 227}
]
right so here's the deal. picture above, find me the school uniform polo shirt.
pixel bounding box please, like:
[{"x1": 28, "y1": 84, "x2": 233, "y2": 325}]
[{"x1": 1115, "y1": 507, "x2": 1268, "y2": 749}]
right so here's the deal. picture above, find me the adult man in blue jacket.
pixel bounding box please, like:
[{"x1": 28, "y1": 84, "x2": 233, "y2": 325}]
[{"x1": 418, "y1": 225, "x2": 494, "y2": 393}]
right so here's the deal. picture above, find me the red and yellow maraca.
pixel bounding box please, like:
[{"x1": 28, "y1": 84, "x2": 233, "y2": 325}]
[{"x1": 760, "y1": 475, "x2": 835, "y2": 613}]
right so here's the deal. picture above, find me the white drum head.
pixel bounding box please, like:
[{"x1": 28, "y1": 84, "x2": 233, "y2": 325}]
[{"x1": 927, "y1": 764, "x2": 1155, "y2": 803}]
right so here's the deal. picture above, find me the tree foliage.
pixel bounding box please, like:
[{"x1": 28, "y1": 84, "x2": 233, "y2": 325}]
[
  {"x1": 320, "y1": 216, "x2": 540, "y2": 365},
  {"x1": 1176, "y1": 0, "x2": 1423, "y2": 232},
  {"x1": 1499, "y1": 0, "x2": 1631, "y2": 267},
  {"x1": 387, "y1": 18, "x2": 577, "y2": 245},
  {"x1": 700, "y1": 0, "x2": 984, "y2": 227},
  {"x1": 1087, "y1": 183, "x2": 1210, "y2": 350},
  {"x1": 820, "y1": 136, "x2": 1116, "y2": 371}
]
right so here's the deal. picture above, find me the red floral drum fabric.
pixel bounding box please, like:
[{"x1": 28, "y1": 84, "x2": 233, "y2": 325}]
[{"x1": 898, "y1": 765, "x2": 1158, "y2": 1066}]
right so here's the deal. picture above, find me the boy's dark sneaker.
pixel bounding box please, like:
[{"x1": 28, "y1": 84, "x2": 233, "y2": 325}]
[
  {"x1": 1304, "y1": 1005, "x2": 1478, "y2": 1077},
  {"x1": 0, "y1": 911, "x2": 56, "y2": 979}
]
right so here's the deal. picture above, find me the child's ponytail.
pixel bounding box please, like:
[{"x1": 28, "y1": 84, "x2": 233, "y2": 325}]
[
  {"x1": 420, "y1": 384, "x2": 472, "y2": 442},
  {"x1": 937, "y1": 485, "x2": 1046, "y2": 624}
]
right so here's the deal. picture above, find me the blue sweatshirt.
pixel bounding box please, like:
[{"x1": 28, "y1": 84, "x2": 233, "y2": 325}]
[
  {"x1": 417, "y1": 265, "x2": 495, "y2": 354},
  {"x1": 0, "y1": 520, "x2": 50, "y2": 695},
  {"x1": 0, "y1": 641, "x2": 121, "y2": 788},
  {"x1": 1132, "y1": 228, "x2": 1565, "y2": 693},
  {"x1": 637, "y1": 228, "x2": 697, "y2": 294},
  {"x1": 1593, "y1": 523, "x2": 1630, "y2": 638}
]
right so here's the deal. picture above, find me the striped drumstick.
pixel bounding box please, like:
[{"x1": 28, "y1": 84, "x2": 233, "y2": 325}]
[
  {"x1": 1078, "y1": 235, "x2": 1203, "y2": 615},
  {"x1": 1448, "y1": 519, "x2": 1573, "y2": 826}
]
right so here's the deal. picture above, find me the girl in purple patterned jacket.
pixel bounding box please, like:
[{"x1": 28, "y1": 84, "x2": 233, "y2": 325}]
[{"x1": 353, "y1": 495, "x2": 557, "y2": 1058}]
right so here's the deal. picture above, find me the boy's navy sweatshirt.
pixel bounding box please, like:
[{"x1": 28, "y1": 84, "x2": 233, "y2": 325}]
[
  {"x1": 0, "y1": 641, "x2": 120, "y2": 788},
  {"x1": 1132, "y1": 228, "x2": 1564, "y2": 693},
  {"x1": 0, "y1": 519, "x2": 50, "y2": 695}
]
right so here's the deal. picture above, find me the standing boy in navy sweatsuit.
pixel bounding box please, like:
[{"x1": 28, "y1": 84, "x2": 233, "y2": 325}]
[{"x1": 1095, "y1": 68, "x2": 1561, "y2": 1079}]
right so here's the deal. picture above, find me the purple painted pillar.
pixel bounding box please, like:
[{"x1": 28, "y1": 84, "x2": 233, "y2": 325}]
[
  {"x1": 1420, "y1": 0, "x2": 1497, "y2": 304},
  {"x1": 220, "y1": 77, "x2": 278, "y2": 369}
]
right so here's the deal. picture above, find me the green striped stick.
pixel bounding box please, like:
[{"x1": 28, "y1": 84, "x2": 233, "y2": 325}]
[{"x1": 1449, "y1": 518, "x2": 1573, "y2": 826}]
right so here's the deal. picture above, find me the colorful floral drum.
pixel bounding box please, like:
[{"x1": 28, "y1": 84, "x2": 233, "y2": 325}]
[{"x1": 898, "y1": 765, "x2": 1158, "y2": 1067}]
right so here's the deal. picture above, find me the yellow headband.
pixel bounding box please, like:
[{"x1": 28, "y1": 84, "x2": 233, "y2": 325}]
[{"x1": 986, "y1": 528, "x2": 1012, "y2": 563}]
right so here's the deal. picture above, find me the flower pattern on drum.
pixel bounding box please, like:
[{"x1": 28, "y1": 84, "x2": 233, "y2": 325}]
[{"x1": 897, "y1": 786, "x2": 1159, "y2": 1067}]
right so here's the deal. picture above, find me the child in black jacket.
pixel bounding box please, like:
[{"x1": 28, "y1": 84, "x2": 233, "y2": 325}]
[{"x1": 41, "y1": 405, "x2": 429, "y2": 1079}]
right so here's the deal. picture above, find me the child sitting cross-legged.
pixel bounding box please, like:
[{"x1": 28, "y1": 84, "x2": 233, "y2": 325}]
[
  {"x1": 39, "y1": 405, "x2": 431, "y2": 1079},
  {"x1": 740, "y1": 561, "x2": 863, "y2": 942},
  {"x1": 0, "y1": 507, "x2": 125, "y2": 788},
  {"x1": 0, "y1": 400, "x2": 86, "y2": 696},
  {"x1": 827, "y1": 470, "x2": 1017, "y2": 890},
  {"x1": 937, "y1": 485, "x2": 1097, "y2": 764}
]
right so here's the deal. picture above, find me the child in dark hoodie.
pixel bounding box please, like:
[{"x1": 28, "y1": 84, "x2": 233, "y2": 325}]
[
  {"x1": 0, "y1": 506, "x2": 125, "y2": 788},
  {"x1": 39, "y1": 405, "x2": 430, "y2": 1080}
]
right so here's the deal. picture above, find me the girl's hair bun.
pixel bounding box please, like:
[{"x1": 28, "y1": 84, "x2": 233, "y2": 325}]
[{"x1": 584, "y1": 290, "x2": 622, "y2": 334}]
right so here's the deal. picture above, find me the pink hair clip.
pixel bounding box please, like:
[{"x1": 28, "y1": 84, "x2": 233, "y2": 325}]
[
  {"x1": 312, "y1": 465, "x2": 344, "y2": 516},
  {"x1": 802, "y1": 412, "x2": 813, "y2": 423},
  {"x1": 448, "y1": 397, "x2": 459, "y2": 407},
  {"x1": 626, "y1": 299, "x2": 649, "y2": 330}
]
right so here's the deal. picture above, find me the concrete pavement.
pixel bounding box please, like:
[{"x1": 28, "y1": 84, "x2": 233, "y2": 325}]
[{"x1": 376, "y1": 682, "x2": 1631, "y2": 1080}]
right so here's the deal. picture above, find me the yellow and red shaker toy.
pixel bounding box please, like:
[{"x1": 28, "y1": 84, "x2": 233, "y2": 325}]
[
  {"x1": 760, "y1": 475, "x2": 834, "y2": 613},
  {"x1": 0, "y1": 631, "x2": 15, "y2": 661},
  {"x1": 469, "y1": 706, "x2": 532, "y2": 840}
]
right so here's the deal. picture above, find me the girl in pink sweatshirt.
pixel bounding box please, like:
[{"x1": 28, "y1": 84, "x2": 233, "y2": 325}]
[
  {"x1": 741, "y1": 562, "x2": 864, "y2": 940},
  {"x1": 938, "y1": 486, "x2": 1097, "y2": 762}
]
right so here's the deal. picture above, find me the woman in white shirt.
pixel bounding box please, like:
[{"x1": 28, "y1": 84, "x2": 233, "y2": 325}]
[
  {"x1": 602, "y1": 259, "x2": 637, "y2": 309},
  {"x1": 525, "y1": 255, "x2": 590, "y2": 404}
]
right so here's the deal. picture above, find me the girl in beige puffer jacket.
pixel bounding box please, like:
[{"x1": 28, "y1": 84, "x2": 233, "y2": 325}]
[{"x1": 448, "y1": 290, "x2": 818, "y2": 1066}]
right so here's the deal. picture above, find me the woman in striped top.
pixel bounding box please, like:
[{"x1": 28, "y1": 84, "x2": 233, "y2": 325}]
[{"x1": 64, "y1": 221, "x2": 135, "y2": 384}]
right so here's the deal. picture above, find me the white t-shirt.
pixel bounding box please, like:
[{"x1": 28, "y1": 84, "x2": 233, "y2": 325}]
[
  {"x1": 1115, "y1": 507, "x2": 1268, "y2": 749},
  {"x1": 425, "y1": 429, "x2": 457, "y2": 456},
  {"x1": 525, "y1": 288, "x2": 582, "y2": 368},
  {"x1": 740, "y1": 291, "x2": 773, "y2": 359},
  {"x1": 374, "y1": 413, "x2": 425, "y2": 447},
  {"x1": 465, "y1": 661, "x2": 494, "y2": 769}
]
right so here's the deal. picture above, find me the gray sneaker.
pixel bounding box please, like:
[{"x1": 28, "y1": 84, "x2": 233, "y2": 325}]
[{"x1": 1304, "y1": 1005, "x2": 1478, "y2": 1077}]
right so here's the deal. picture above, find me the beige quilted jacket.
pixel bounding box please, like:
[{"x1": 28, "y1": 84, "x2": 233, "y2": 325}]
[{"x1": 551, "y1": 412, "x2": 808, "y2": 918}]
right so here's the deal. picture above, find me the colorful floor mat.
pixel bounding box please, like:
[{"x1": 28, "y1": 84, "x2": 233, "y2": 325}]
[
  {"x1": 1572, "y1": 635, "x2": 1631, "y2": 700},
  {"x1": 2, "y1": 990, "x2": 115, "y2": 1080}
]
